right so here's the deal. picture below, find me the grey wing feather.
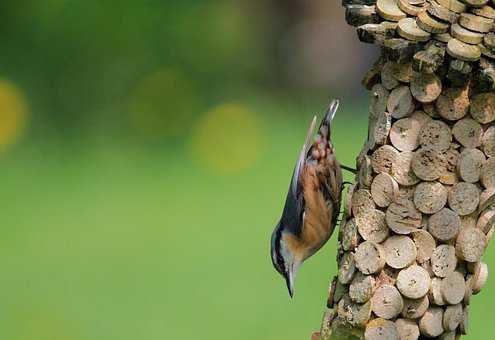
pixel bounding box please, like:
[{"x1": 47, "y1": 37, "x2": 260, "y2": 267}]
[{"x1": 291, "y1": 116, "x2": 317, "y2": 197}]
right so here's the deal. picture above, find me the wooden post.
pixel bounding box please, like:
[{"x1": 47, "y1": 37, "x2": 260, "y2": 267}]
[{"x1": 314, "y1": 0, "x2": 495, "y2": 338}]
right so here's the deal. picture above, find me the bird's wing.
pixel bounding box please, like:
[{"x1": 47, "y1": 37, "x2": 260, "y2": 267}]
[{"x1": 291, "y1": 116, "x2": 317, "y2": 197}]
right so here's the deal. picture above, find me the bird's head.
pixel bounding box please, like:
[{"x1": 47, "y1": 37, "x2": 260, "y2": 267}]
[{"x1": 271, "y1": 224, "x2": 302, "y2": 298}]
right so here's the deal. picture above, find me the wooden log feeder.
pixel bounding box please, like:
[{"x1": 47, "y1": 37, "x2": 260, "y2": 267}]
[{"x1": 312, "y1": 1, "x2": 495, "y2": 339}]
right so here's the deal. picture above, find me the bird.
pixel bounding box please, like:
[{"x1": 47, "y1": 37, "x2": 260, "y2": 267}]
[{"x1": 270, "y1": 99, "x2": 345, "y2": 298}]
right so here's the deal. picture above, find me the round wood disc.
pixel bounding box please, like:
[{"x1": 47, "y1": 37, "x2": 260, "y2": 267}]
[
  {"x1": 419, "y1": 120, "x2": 452, "y2": 152},
  {"x1": 391, "y1": 151, "x2": 421, "y2": 185},
  {"x1": 482, "y1": 125, "x2": 495, "y2": 157},
  {"x1": 349, "y1": 272, "x2": 376, "y2": 303},
  {"x1": 443, "y1": 304, "x2": 463, "y2": 331},
  {"x1": 431, "y1": 244, "x2": 458, "y2": 277},
  {"x1": 355, "y1": 241, "x2": 386, "y2": 274},
  {"x1": 441, "y1": 271, "x2": 466, "y2": 304},
  {"x1": 412, "y1": 148, "x2": 447, "y2": 181},
  {"x1": 447, "y1": 38, "x2": 482, "y2": 61},
  {"x1": 372, "y1": 284, "x2": 404, "y2": 319},
  {"x1": 451, "y1": 23, "x2": 484, "y2": 45},
  {"x1": 358, "y1": 155, "x2": 373, "y2": 188},
  {"x1": 472, "y1": 5, "x2": 495, "y2": 19},
  {"x1": 394, "y1": 62, "x2": 414, "y2": 83},
  {"x1": 398, "y1": 0, "x2": 428, "y2": 16},
  {"x1": 437, "y1": 0, "x2": 466, "y2": 13},
  {"x1": 356, "y1": 209, "x2": 390, "y2": 243},
  {"x1": 384, "y1": 235, "x2": 418, "y2": 269},
  {"x1": 428, "y1": 0, "x2": 459, "y2": 22},
  {"x1": 365, "y1": 318, "x2": 399, "y2": 340},
  {"x1": 338, "y1": 252, "x2": 357, "y2": 284},
  {"x1": 388, "y1": 86, "x2": 415, "y2": 119},
  {"x1": 428, "y1": 208, "x2": 461, "y2": 241},
  {"x1": 338, "y1": 294, "x2": 372, "y2": 327},
  {"x1": 396, "y1": 318, "x2": 420, "y2": 340},
  {"x1": 481, "y1": 157, "x2": 495, "y2": 188},
  {"x1": 390, "y1": 117, "x2": 421, "y2": 151},
  {"x1": 479, "y1": 188, "x2": 495, "y2": 213},
  {"x1": 370, "y1": 111, "x2": 392, "y2": 148},
  {"x1": 452, "y1": 118, "x2": 483, "y2": 148},
  {"x1": 352, "y1": 189, "x2": 376, "y2": 217},
  {"x1": 372, "y1": 145, "x2": 400, "y2": 174},
  {"x1": 471, "y1": 261, "x2": 489, "y2": 294},
  {"x1": 456, "y1": 227, "x2": 487, "y2": 262},
  {"x1": 435, "y1": 86, "x2": 470, "y2": 121},
  {"x1": 460, "y1": 306, "x2": 469, "y2": 335},
  {"x1": 419, "y1": 307, "x2": 444, "y2": 337},
  {"x1": 410, "y1": 72, "x2": 442, "y2": 103},
  {"x1": 448, "y1": 182, "x2": 481, "y2": 216},
  {"x1": 398, "y1": 17, "x2": 432, "y2": 42},
  {"x1": 371, "y1": 84, "x2": 389, "y2": 117},
  {"x1": 470, "y1": 92, "x2": 495, "y2": 124},
  {"x1": 414, "y1": 181, "x2": 448, "y2": 214},
  {"x1": 342, "y1": 218, "x2": 359, "y2": 251},
  {"x1": 457, "y1": 148, "x2": 486, "y2": 183},
  {"x1": 397, "y1": 265, "x2": 431, "y2": 298},
  {"x1": 441, "y1": 146, "x2": 461, "y2": 185},
  {"x1": 412, "y1": 230, "x2": 436, "y2": 263},
  {"x1": 402, "y1": 295, "x2": 429, "y2": 319},
  {"x1": 417, "y1": 10, "x2": 450, "y2": 33},
  {"x1": 382, "y1": 61, "x2": 400, "y2": 90},
  {"x1": 377, "y1": 0, "x2": 408, "y2": 21},
  {"x1": 459, "y1": 13, "x2": 494, "y2": 33},
  {"x1": 434, "y1": 32, "x2": 453, "y2": 42},
  {"x1": 484, "y1": 32, "x2": 495, "y2": 50},
  {"x1": 371, "y1": 172, "x2": 400, "y2": 207},
  {"x1": 386, "y1": 198, "x2": 422, "y2": 234},
  {"x1": 429, "y1": 277, "x2": 446, "y2": 305}
]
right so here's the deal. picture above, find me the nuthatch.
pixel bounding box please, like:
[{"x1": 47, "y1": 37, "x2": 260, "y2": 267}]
[{"x1": 270, "y1": 100, "x2": 344, "y2": 298}]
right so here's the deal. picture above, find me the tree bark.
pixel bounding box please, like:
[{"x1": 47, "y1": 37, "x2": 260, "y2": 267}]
[{"x1": 313, "y1": 1, "x2": 495, "y2": 338}]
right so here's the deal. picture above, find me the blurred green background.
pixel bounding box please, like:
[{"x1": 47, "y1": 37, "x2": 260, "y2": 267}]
[{"x1": 0, "y1": 1, "x2": 493, "y2": 339}]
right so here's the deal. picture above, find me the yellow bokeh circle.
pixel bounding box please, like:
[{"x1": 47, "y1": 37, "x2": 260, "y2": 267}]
[
  {"x1": 191, "y1": 103, "x2": 262, "y2": 174},
  {"x1": 0, "y1": 80, "x2": 28, "y2": 149}
]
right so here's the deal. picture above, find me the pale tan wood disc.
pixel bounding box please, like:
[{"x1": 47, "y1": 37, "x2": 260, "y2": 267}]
[
  {"x1": 414, "y1": 181, "x2": 448, "y2": 214},
  {"x1": 370, "y1": 111, "x2": 392, "y2": 148},
  {"x1": 391, "y1": 151, "x2": 421, "y2": 185},
  {"x1": 387, "y1": 86, "x2": 415, "y2": 118},
  {"x1": 460, "y1": 306, "x2": 469, "y2": 335},
  {"x1": 398, "y1": 17, "x2": 432, "y2": 42},
  {"x1": 390, "y1": 117, "x2": 421, "y2": 151},
  {"x1": 448, "y1": 182, "x2": 481, "y2": 216},
  {"x1": 377, "y1": 0, "x2": 408, "y2": 21},
  {"x1": 484, "y1": 32, "x2": 495, "y2": 49},
  {"x1": 372, "y1": 284, "x2": 404, "y2": 319},
  {"x1": 410, "y1": 72, "x2": 442, "y2": 103},
  {"x1": 434, "y1": 32, "x2": 453, "y2": 43},
  {"x1": 412, "y1": 230, "x2": 436, "y2": 263},
  {"x1": 352, "y1": 188, "x2": 375, "y2": 217},
  {"x1": 355, "y1": 241, "x2": 386, "y2": 274},
  {"x1": 349, "y1": 272, "x2": 376, "y2": 303},
  {"x1": 337, "y1": 294, "x2": 372, "y2": 327},
  {"x1": 459, "y1": 13, "x2": 494, "y2": 33},
  {"x1": 411, "y1": 148, "x2": 447, "y2": 181},
  {"x1": 452, "y1": 118, "x2": 483, "y2": 148},
  {"x1": 457, "y1": 148, "x2": 486, "y2": 183},
  {"x1": 481, "y1": 157, "x2": 495, "y2": 188},
  {"x1": 456, "y1": 227, "x2": 487, "y2": 262},
  {"x1": 399, "y1": 184, "x2": 417, "y2": 201},
  {"x1": 417, "y1": 10, "x2": 450, "y2": 33},
  {"x1": 384, "y1": 235, "x2": 418, "y2": 269},
  {"x1": 397, "y1": 265, "x2": 431, "y2": 298},
  {"x1": 478, "y1": 187, "x2": 495, "y2": 211},
  {"x1": 440, "y1": 146, "x2": 460, "y2": 185},
  {"x1": 435, "y1": 86, "x2": 470, "y2": 121},
  {"x1": 482, "y1": 125, "x2": 495, "y2": 157},
  {"x1": 451, "y1": 23, "x2": 484, "y2": 45},
  {"x1": 443, "y1": 304, "x2": 463, "y2": 331},
  {"x1": 421, "y1": 260, "x2": 436, "y2": 278},
  {"x1": 345, "y1": 183, "x2": 356, "y2": 215},
  {"x1": 402, "y1": 295, "x2": 430, "y2": 319},
  {"x1": 372, "y1": 145, "x2": 400, "y2": 174},
  {"x1": 477, "y1": 208, "x2": 495, "y2": 234},
  {"x1": 398, "y1": 0, "x2": 428, "y2": 16},
  {"x1": 365, "y1": 318, "x2": 399, "y2": 340},
  {"x1": 463, "y1": 0, "x2": 488, "y2": 7},
  {"x1": 341, "y1": 218, "x2": 359, "y2": 252},
  {"x1": 419, "y1": 307, "x2": 445, "y2": 337},
  {"x1": 358, "y1": 155, "x2": 373, "y2": 188},
  {"x1": 338, "y1": 252, "x2": 357, "y2": 284},
  {"x1": 472, "y1": 5, "x2": 495, "y2": 19},
  {"x1": 382, "y1": 61, "x2": 400, "y2": 90},
  {"x1": 370, "y1": 84, "x2": 389, "y2": 117},
  {"x1": 428, "y1": 208, "x2": 461, "y2": 241},
  {"x1": 429, "y1": 277, "x2": 446, "y2": 305},
  {"x1": 447, "y1": 38, "x2": 482, "y2": 61},
  {"x1": 371, "y1": 172, "x2": 400, "y2": 207},
  {"x1": 441, "y1": 271, "x2": 466, "y2": 305},
  {"x1": 470, "y1": 261, "x2": 488, "y2": 294},
  {"x1": 386, "y1": 198, "x2": 422, "y2": 234},
  {"x1": 437, "y1": 0, "x2": 466, "y2": 13},
  {"x1": 470, "y1": 92, "x2": 495, "y2": 124},
  {"x1": 428, "y1": 0, "x2": 459, "y2": 22},
  {"x1": 356, "y1": 209, "x2": 390, "y2": 243},
  {"x1": 419, "y1": 120, "x2": 452, "y2": 152},
  {"x1": 431, "y1": 244, "x2": 458, "y2": 277},
  {"x1": 396, "y1": 318, "x2": 420, "y2": 340}
]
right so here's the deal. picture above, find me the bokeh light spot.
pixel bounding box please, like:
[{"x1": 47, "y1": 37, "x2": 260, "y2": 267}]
[
  {"x1": 0, "y1": 80, "x2": 28, "y2": 149},
  {"x1": 128, "y1": 69, "x2": 197, "y2": 138},
  {"x1": 190, "y1": 103, "x2": 263, "y2": 174}
]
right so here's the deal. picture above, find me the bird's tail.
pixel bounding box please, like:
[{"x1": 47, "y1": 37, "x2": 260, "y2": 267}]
[{"x1": 318, "y1": 99, "x2": 339, "y2": 141}]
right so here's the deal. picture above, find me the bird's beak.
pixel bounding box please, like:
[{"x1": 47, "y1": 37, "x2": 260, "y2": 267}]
[{"x1": 285, "y1": 265, "x2": 297, "y2": 298}]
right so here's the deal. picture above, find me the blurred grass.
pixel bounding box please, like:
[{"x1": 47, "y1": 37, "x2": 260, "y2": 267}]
[{"x1": 0, "y1": 100, "x2": 492, "y2": 340}]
